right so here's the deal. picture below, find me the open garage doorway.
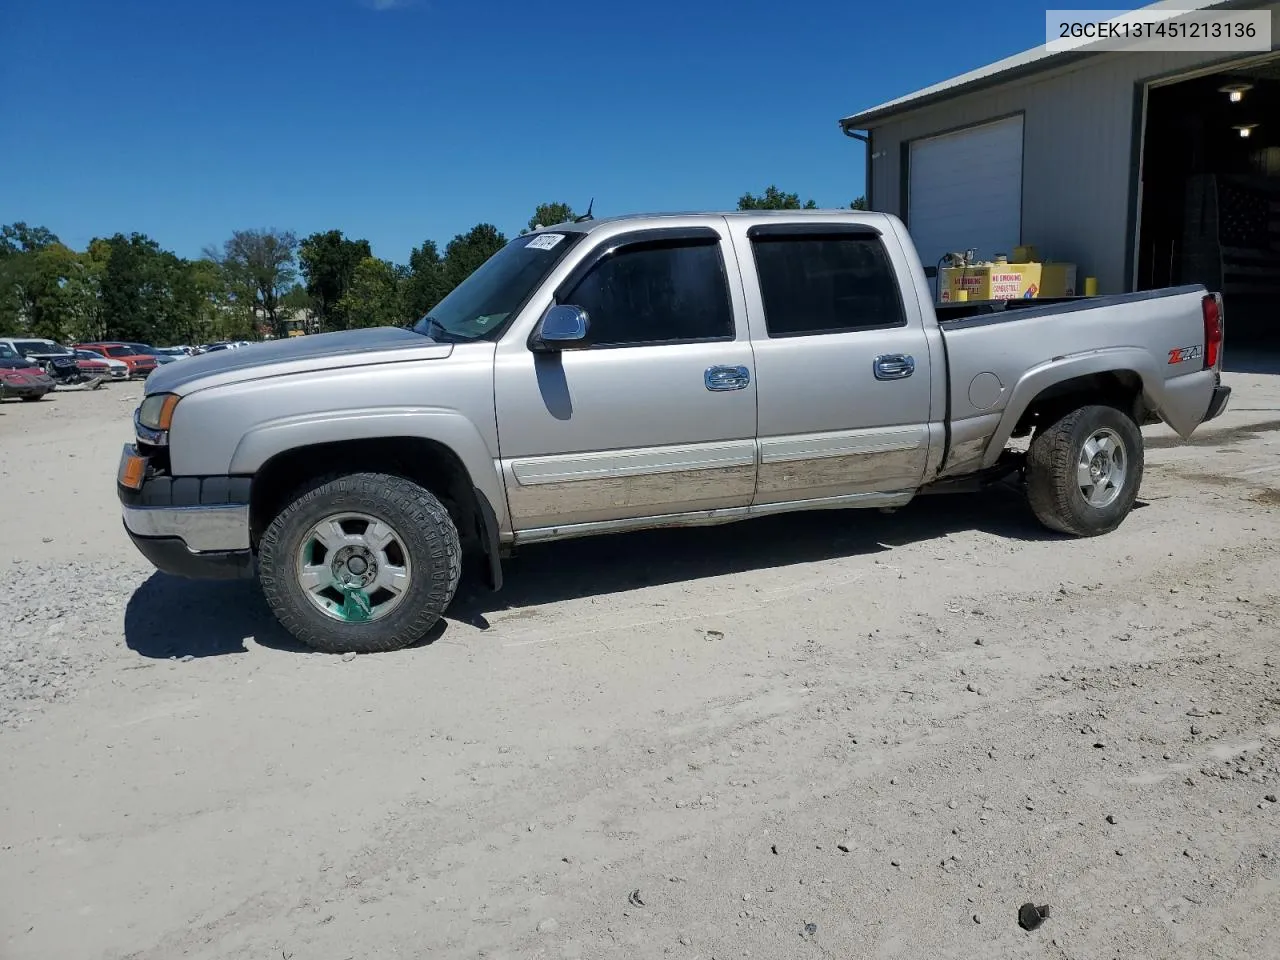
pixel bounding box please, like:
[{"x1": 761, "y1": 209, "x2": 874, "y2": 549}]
[{"x1": 1136, "y1": 54, "x2": 1280, "y2": 350}]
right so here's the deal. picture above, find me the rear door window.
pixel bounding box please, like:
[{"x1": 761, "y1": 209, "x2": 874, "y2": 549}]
[{"x1": 749, "y1": 232, "x2": 906, "y2": 337}]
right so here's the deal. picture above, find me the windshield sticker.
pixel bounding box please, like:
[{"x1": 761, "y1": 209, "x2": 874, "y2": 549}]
[{"x1": 526, "y1": 233, "x2": 565, "y2": 251}]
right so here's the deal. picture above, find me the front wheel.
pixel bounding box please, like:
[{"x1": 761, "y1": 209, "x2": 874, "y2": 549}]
[
  {"x1": 1026, "y1": 404, "x2": 1144, "y2": 536},
  {"x1": 258, "y1": 472, "x2": 461, "y2": 653}
]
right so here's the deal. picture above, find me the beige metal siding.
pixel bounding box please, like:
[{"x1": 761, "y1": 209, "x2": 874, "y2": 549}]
[{"x1": 866, "y1": 5, "x2": 1280, "y2": 295}]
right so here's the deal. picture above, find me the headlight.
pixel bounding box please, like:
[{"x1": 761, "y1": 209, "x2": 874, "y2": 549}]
[{"x1": 138, "y1": 393, "x2": 180, "y2": 431}]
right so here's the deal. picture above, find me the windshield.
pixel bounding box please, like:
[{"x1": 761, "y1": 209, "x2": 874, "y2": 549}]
[
  {"x1": 411, "y1": 231, "x2": 585, "y2": 342},
  {"x1": 106, "y1": 345, "x2": 136, "y2": 357},
  {"x1": 0, "y1": 345, "x2": 19, "y2": 360},
  {"x1": 14, "y1": 340, "x2": 67, "y2": 356}
]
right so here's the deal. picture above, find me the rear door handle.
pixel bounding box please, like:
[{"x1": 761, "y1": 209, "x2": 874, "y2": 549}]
[
  {"x1": 705, "y1": 365, "x2": 751, "y2": 392},
  {"x1": 873, "y1": 354, "x2": 915, "y2": 380}
]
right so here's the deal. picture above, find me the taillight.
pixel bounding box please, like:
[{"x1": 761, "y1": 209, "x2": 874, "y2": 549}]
[{"x1": 1201, "y1": 293, "x2": 1222, "y2": 370}]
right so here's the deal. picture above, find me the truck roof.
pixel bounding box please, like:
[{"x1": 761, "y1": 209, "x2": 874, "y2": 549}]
[{"x1": 532, "y1": 209, "x2": 897, "y2": 235}]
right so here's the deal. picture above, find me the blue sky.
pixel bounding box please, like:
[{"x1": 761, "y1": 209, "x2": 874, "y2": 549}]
[{"x1": 2, "y1": 0, "x2": 1055, "y2": 263}]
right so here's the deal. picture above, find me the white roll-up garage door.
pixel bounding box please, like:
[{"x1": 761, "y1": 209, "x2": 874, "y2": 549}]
[{"x1": 908, "y1": 115, "x2": 1024, "y2": 285}]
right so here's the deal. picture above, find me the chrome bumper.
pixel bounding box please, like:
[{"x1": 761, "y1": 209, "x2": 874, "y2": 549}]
[{"x1": 122, "y1": 504, "x2": 251, "y2": 552}]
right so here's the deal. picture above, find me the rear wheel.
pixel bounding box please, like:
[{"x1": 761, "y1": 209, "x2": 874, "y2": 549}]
[
  {"x1": 20, "y1": 394, "x2": 44, "y2": 402},
  {"x1": 1026, "y1": 404, "x2": 1143, "y2": 536},
  {"x1": 258, "y1": 472, "x2": 461, "y2": 653}
]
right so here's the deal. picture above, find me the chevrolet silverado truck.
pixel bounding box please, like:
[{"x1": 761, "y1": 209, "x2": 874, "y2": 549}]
[{"x1": 117, "y1": 211, "x2": 1230, "y2": 653}]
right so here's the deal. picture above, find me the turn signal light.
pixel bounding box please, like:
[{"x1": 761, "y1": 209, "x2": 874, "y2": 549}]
[{"x1": 119, "y1": 453, "x2": 147, "y2": 490}]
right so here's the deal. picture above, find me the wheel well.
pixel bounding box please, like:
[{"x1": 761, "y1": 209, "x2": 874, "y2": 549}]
[
  {"x1": 1011, "y1": 370, "x2": 1147, "y2": 439},
  {"x1": 248, "y1": 437, "x2": 482, "y2": 554}
]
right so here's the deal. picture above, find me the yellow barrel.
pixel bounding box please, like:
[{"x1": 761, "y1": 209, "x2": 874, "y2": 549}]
[{"x1": 1084, "y1": 276, "x2": 1098, "y2": 296}]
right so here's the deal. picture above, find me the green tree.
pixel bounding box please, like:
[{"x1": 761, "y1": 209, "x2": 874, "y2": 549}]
[
  {"x1": 166, "y1": 257, "x2": 225, "y2": 346},
  {"x1": 281, "y1": 282, "x2": 311, "y2": 312},
  {"x1": 338, "y1": 256, "x2": 401, "y2": 329},
  {"x1": 850, "y1": 196, "x2": 868, "y2": 211},
  {"x1": 737, "y1": 186, "x2": 818, "y2": 210},
  {"x1": 400, "y1": 239, "x2": 449, "y2": 321},
  {"x1": 0, "y1": 223, "x2": 72, "y2": 338},
  {"x1": 522, "y1": 202, "x2": 576, "y2": 234},
  {"x1": 0, "y1": 222, "x2": 60, "y2": 257},
  {"x1": 64, "y1": 239, "x2": 113, "y2": 342},
  {"x1": 209, "y1": 229, "x2": 298, "y2": 339},
  {"x1": 298, "y1": 230, "x2": 371, "y2": 332},
  {"x1": 443, "y1": 223, "x2": 506, "y2": 290},
  {"x1": 100, "y1": 233, "x2": 169, "y2": 343}
]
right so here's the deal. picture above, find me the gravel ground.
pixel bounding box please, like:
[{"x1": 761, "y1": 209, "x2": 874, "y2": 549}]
[{"x1": 1, "y1": 364, "x2": 1278, "y2": 960}]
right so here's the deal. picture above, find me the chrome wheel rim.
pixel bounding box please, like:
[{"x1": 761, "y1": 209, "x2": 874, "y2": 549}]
[
  {"x1": 1077, "y1": 427, "x2": 1127, "y2": 508},
  {"x1": 296, "y1": 512, "x2": 412, "y2": 623}
]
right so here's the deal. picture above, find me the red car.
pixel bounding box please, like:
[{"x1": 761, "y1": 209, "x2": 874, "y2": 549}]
[
  {"x1": 73, "y1": 353, "x2": 113, "y2": 379},
  {"x1": 0, "y1": 344, "x2": 56, "y2": 401},
  {"x1": 74, "y1": 342, "x2": 158, "y2": 379}
]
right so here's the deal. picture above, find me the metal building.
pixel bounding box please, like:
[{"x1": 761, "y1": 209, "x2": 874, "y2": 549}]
[{"x1": 839, "y1": 0, "x2": 1280, "y2": 344}]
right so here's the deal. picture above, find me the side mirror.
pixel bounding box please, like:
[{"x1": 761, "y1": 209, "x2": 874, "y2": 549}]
[{"x1": 531, "y1": 304, "x2": 591, "y2": 352}]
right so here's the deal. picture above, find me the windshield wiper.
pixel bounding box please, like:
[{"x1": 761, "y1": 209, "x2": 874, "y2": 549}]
[{"x1": 421, "y1": 317, "x2": 476, "y2": 343}]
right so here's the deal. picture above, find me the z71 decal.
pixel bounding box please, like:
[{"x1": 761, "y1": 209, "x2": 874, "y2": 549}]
[{"x1": 1168, "y1": 344, "x2": 1204, "y2": 365}]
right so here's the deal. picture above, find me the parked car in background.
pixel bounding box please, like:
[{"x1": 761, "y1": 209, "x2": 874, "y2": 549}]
[
  {"x1": 74, "y1": 348, "x2": 129, "y2": 380},
  {"x1": 71, "y1": 351, "x2": 113, "y2": 380},
  {"x1": 0, "y1": 337, "x2": 83, "y2": 381},
  {"x1": 74, "y1": 343, "x2": 158, "y2": 379},
  {"x1": 0, "y1": 343, "x2": 57, "y2": 401},
  {"x1": 117, "y1": 342, "x2": 178, "y2": 365},
  {"x1": 152, "y1": 346, "x2": 191, "y2": 361}
]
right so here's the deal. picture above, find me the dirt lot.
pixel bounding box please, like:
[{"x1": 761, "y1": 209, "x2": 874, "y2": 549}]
[{"x1": 2, "y1": 364, "x2": 1279, "y2": 960}]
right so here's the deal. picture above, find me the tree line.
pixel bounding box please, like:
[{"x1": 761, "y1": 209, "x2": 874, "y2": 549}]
[{"x1": 0, "y1": 190, "x2": 866, "y2": 347}]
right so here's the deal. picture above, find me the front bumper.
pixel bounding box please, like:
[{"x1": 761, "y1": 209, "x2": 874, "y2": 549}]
[
  {"x1": 1, "y1": 379, "x2": 54, "y2": 397},
  {"x1": 1205, "y1": 384, "x2": 1231, "y2": 423},
  {"x1": 118, "y1": 444, "x2": 255, "y2": 580}
]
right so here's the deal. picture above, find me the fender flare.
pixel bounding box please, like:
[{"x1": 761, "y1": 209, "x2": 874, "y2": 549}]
[
  {"x1": 980, "y1": 347, "x2": 1164, "y2": 469},
  {"x1": 229, "y1": 406, "x2": 510, "y2": 532}
]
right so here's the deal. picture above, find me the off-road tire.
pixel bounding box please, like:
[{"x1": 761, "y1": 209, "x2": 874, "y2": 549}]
[
  {"x1": 1027, "y1": 404, "x2": 1143, "y2": 537},
  {"x1": 20, "y1": 395, "x2": 44, "y2": 402},
  {"x1": 258, "y1": 472, "x2": 461, "y2": 654}
]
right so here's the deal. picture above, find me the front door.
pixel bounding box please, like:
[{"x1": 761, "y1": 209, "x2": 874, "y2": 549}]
[
  {"x1": 728, "y1": 220, "x2": 936, "y2": 505},
  {"x1": 494, "y1": 224, "x2": 758, "y2": 532}
]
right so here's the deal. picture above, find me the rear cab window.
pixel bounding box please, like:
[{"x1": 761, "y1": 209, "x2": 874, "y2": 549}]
[{"x1": 747, "y1": 226, "x2": 907, "y2": 337}]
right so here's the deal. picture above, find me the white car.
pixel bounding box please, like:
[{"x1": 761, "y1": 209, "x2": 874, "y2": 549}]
[{"x1": 74, "y1": 348, "x2": 129, "y2": 380}]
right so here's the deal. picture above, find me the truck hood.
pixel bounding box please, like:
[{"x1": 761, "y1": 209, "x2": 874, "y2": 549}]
[{"x1": 147, "y1": 327, "x2": 454, "y2": 395}]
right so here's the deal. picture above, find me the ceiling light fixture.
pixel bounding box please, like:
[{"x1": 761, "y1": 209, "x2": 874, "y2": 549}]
[
  {"x1": 1219, "y1": 82, "x2": 1253, "y2": 102},
  {"x1": 1233, "y1": 123, "x2": 1257, "y2": 138}
]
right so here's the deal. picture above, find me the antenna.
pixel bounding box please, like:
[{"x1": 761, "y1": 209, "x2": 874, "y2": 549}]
[{"x1": 573, "y1": 198, "x2": 595, "y2": 223}]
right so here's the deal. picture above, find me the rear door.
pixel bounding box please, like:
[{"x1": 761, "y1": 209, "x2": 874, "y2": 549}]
[
  {"x1": 728, "y1": 219, "x2": 935, "y2": 505},
  {"x1": 494, "y1": 223, "x2": 758, "y2": 532}
]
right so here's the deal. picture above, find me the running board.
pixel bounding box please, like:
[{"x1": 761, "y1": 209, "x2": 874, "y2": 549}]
[
  {"x1": 513, "y1": 489, "x2": 916, "y2": 545},
  {"x1": 918, "y1": 451, "x2": 1025, "y2": 496}
]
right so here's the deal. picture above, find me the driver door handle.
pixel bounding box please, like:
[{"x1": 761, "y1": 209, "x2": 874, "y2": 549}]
[
  {"x1": 705, "y1": 365, "x2": 751, "y2": 392},
  {"x1": 873, "y1": 354, "x2": 915, "y2": 380}
]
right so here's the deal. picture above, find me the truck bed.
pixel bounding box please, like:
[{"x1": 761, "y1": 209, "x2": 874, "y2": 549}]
[
  {"x1": 934, "y1": 285, "x2": 1207, "y2": 327},
  {"x1": 933, "y1": 283, "x2": 1220, "y2": 479}
]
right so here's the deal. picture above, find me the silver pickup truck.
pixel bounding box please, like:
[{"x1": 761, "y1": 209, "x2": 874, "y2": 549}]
[{"x1": 117, "y1": 211, "x2": 1230, "y2": 653}]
